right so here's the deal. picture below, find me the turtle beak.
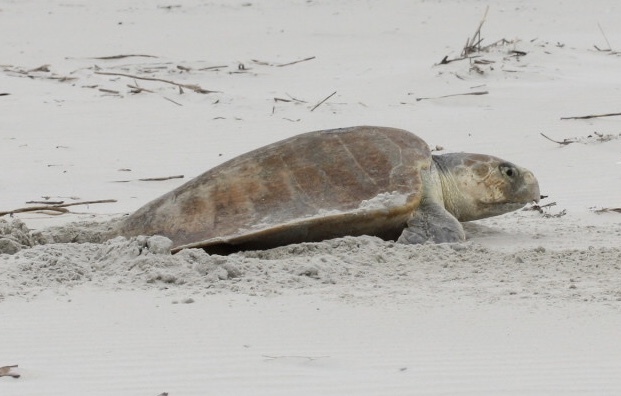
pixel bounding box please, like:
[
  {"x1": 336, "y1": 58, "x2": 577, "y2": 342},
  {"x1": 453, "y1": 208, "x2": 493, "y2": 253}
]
[{"x1": 517, "y1": 169, "x2": 540, "y2": 203}]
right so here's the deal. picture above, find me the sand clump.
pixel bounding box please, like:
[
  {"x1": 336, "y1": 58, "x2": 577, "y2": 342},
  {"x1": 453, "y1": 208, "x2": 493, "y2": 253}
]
[{"x1": 1, "y1": 219, "x2": 620, "y2": 308}]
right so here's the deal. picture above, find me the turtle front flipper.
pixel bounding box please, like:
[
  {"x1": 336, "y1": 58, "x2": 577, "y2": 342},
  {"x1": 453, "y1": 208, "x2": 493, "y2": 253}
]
[{"x1": 397, "y1": 201, "x2": 465, "y2": 244}]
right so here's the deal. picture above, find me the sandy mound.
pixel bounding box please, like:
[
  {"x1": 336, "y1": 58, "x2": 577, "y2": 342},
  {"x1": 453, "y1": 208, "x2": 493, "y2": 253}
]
[{"x1": 2, "y1": 218, "x2": 619, "y2": 309}]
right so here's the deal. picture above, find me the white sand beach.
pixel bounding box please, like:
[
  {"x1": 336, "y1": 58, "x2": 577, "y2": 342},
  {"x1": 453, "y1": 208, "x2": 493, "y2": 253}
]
[{"x1": 2, "y1": 1, "x2": 621, "y2": 394}]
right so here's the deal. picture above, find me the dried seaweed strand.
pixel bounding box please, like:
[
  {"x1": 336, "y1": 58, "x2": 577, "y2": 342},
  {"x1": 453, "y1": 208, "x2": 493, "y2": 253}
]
[
  {"x1": 94, "y1": 71, "x2": 218, "y2": 94},
  {"x1": 560, "y1": 112, "x2": 621, "y2": 120},
  {"x1": 310, "y1": 91, "x2": 337, "y2": 112},
  {"x1": 0, "y1": 200, "x2": 117, "y2": 217}
]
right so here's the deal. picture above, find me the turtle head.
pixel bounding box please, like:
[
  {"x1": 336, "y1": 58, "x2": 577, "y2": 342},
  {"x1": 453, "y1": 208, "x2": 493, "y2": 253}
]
[{"x1": 433, "y1": 153, "x2": 540, "y2": 221}]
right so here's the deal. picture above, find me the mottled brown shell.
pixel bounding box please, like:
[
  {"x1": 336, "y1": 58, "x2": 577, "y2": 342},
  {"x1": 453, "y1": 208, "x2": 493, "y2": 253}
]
[{"x1": 119, "y1": 126, "x2": 431, "y2": 253}]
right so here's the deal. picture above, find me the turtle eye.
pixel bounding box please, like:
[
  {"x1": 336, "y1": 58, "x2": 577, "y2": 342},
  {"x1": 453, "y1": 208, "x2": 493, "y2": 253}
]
[{"x1": 500, "y1": 164, "x2": 519, "y2": 178}]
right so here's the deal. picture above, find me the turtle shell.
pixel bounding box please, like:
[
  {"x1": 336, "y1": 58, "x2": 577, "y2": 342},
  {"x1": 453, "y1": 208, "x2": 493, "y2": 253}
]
[{"x1": 119, "y1": 126, "x2": 431, "y2": 253}]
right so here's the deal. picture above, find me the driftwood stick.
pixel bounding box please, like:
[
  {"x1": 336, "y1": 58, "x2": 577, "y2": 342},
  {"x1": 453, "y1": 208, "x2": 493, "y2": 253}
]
[
  {"x1": 0, "y1": 200, "x2": 117, "y2": 217},
  {"x1": 139, "y1": 175, "x2": 184, "y2": 181},
  {"x1": 277, "y1": 56, "x2": 316, "y2": 67},
  {"x1": 94, "y1": 71, "x2": 218, "y2": 94},
  {"x1": 594, "y1": 207, "x2": 621, "y2": 214},
  {"x1": 462, "y1": 5, "x2": 489, "y2": 56},
  {"x1": 438, "y1": 55, "x2": 469, "y2": 65},
  {"x1": 163, "y1": 97, "x2": 183, "y2": 106},
  {"x1": 199, "y1": 65, "x2": 228, "y2": 71},
  {"x1": 412, "y1": 91, "x2": 488, "y2": 101},
  {"x1": 114, "y1": 175, "x2": 184, "y2": 183},
  {"x1": 127, "y1": 84, "x2": 155, "y2": 94},
  {"x1": 597, "y1": 23, "x2": 613, "y2": 51},
  {"x1": 35, "y1": 208, "x2": 70, "y2": 215},
  {"x1": 286, "y1": 93, "x2": 307, "y2": 103},
  {"x1": 560, "y1": 112, "x2": 621, "y2": 120},
  {"x1": 540, "y1": 133, "x2": 574, "y2": 145},
  {"x1": 88, "y1": 54, "x2": 158, "y2": 60},
  {"x1": 310, "y1": 91, "x2": 337, "y2": 112},
  {"x1": 99, "y1": 88, "x2": 120, "y2": 95}
]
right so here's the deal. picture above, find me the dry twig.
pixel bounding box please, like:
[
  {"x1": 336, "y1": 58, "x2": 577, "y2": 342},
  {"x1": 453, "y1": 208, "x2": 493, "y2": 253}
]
[
  {"x1": 525, "y1": 202, "x2": 557, "y2": 213},
  {"x1": 26, "y1": 200, "x2": 64, "y2": 205},
  {"x1": 199, "y1": 65, "x2": 228, "y2": 71},
  {"x1": 94, "y1": 71, "x2": 218, "y2": 94},
  {"x1": 127, "y1": 84, "x2": 155, "y2": 94},
  {"x1": 99, "y1": 88, "x2": 121, "y2": 95},
  {"x1": 462, "y1": 6, "x2": 490, "y2": 56},
  {"x1": 593, "y1": 207, "x2": 621, "y2": 214},
  {"x1": 310, "y1": 91, "x2": 337, "y2": 112},
  {"x1": 140, "y1": 175, "x2": 184, "y2": 181},
  {"x1": 251, "y1": 56, "x2": 315, "y2": 67},
  {"x1": 540, "y1": 133, "x2": 575, "y2": 145},
  {"x1": 163, "y1": 97, "x2": 183, "y2": 106},
  {"x1": 411, "y1": 91, "x2": 488, "y2": 101},
  {"x1": 524, "y1": 202, "x2": 567, "y2": 218},
  {"x1": 114, "y1": 175, "x2": 184, "y2": 183},
  {"x1": 0, "y1": 200, "x2": 117, "y2": 217},
  {"x1": 29, "y1": 64, "x2": 51, "y2": 73},
  {"x1": 438, "y1": 55, "x2": 470, "y2": 65},
  {"x1": 560, "y1": 112, "x2": 621, "y2": 120},
  {"x1": 595, "y1": 23, "x2": 613, "y2": 52},
  {"x1": 276, "y1": 56, "x2": 316, "y2": 67},
  {"x1": 88, "y1": 54, "x2": 158, "y2": 60}
]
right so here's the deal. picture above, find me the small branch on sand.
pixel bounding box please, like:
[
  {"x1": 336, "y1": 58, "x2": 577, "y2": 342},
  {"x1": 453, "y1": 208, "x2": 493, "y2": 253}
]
[
  {"x1": 128, "y1": 83, "x2": 155, "y2": 94},
  {"x1": 0, "y1": 200, "x2": 117, "y2": 217},
  {"x1": 595, "y1": 22, "x2": 613, "y2": 52},
  {"x1": 87, "y1": 54, "x2": 158, "y2": 60},
  {"x1": 276, "y1": 56, "x2": 316, "y2": 67},
  {"x1": 251, "y1": 56, "x2": 315, "y2": 68},
  {"x1": 139, "y1": 175, "x2": 184, "y2": 182},
  {"x1": 94, "y1": 71, "x2": 218, "y2": 94},
  {"x1": 163, "y1": 97, "x2": 183, "y2": 106},
  {"x1": 524, "y1": 202, "x2": 557, "y2": 213},
  {"x1": 286, "y1": 93, "x2": 307, "y2": 103},
  {"x1": 540, "y1": 133, "x2": 575, "y2": 145},
  {"x1": 199, "y1": 65, "x2": 228, "y2": 71},
  {"x1": 310, "y1": 91, "x2": 337, "y2": 112},
  {"x1": 114, "y1": 175, "x2": 184, "y2": 183},
  {"x1": 28, "y1": 64, "x2": 51, "y2": 73},
  {"x1": 560, "y1": 112, "x2": 621, "y2": 120},
  {"x1": 411, "y1": 91, "x2": 488, "y2": 101},
  {"x1": 437, "y1": 55, "x2": 470, "y2": 65},
  {"x1": 0, "y1": 365, "x2": 20, "y2": 379},
  {"x1": 544, "y1": 209, "x2": 567, "y2": 218},
  {"x1": 593, "y1": 207, "x2": 621, "y2": 214},
  {"x1": 462, "y1": 6, "x2": 490, "y2": 57},
  {"x1": 98, "y1": 88, "x2": 121, "y2": 95},
  {"x1": 3, "y1": 64, "x2": 77, "y2": 83},
  {"x1": 524, "y1": 202, "x2": 567, "y2": 218},
  {"x1": 274, "y1": 94, "x2": 306, "y2": 104}
]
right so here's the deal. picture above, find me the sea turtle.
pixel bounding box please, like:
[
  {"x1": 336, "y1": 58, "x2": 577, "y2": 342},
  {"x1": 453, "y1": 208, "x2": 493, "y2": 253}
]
[{"x1": 118, "y1": 126, "x2": 540, "y2": 253}]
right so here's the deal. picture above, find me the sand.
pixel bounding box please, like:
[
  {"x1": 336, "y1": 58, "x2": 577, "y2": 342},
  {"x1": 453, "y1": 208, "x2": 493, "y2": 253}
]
[{"x1": 2, "y1": 0, "x2": 621, "y2": 394}]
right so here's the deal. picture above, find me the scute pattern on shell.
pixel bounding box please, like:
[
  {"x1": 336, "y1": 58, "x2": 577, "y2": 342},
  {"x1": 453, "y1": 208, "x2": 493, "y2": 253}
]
[{"x1": 119, "y1": 126, "x2": 431, "y2": 253}]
